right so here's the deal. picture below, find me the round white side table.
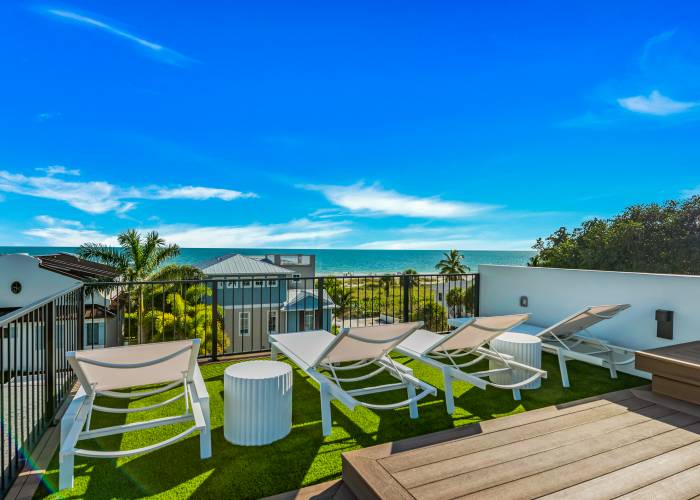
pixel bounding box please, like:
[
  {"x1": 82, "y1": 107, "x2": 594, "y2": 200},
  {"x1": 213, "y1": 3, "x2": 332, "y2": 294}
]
[
  {"x1": 224, "y1": 360, "x2": 292, "y2": 446},
  {"x1": 489, "y1": 332, "x2": 542, "y2": 390}
]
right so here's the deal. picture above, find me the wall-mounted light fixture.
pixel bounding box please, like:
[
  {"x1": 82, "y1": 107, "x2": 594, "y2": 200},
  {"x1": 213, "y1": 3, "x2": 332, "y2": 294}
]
[
  {"x1": 655, "y1": 310, "x2": 673, "y2": 340},
  {"x1": 519, "y1": 296, "x2": 528, "y2": 307}
]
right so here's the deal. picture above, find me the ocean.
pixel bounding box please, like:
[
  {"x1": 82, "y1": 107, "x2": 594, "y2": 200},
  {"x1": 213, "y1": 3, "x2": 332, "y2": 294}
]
[{"x1": 0, "y1": 247, "x2": 535, "y2": 275}]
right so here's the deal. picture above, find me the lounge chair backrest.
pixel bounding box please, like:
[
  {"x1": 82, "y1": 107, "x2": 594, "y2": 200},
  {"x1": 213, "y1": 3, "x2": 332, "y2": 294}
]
[
  {"x1": 428, "y1": 314, "x2": 530, "y2": 354},
  {"x1": 318, "y1": 322, "x2": 424, "y2": 365},
  {"x1": 67, "y1": 339, "x2": 200, "y2": 394},
  {"x1": 539, "y1": 304, "x2": 630, "y2": 340}
]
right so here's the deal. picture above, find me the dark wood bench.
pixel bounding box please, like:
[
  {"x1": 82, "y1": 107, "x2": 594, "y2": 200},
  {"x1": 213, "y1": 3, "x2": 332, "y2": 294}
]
[{"x1": 636, "y1": 341, "x2": 700, "y2": 405}]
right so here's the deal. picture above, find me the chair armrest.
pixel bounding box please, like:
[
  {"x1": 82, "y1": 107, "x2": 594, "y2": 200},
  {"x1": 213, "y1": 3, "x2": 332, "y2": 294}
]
[{"x1": 191, "y1": 363, "x2": 209, "y2": 401}]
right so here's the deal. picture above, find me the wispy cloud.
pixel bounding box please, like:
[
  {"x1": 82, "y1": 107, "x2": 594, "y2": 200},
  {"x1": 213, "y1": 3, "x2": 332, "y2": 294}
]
[
  {"x1": 355, "y1": 237, "x2": 534, "y2": 251},
  {"x1": 37, "y1": 165, "x2": 80, "y2": 176},
  {"x1": 618, "y1": 90, "x2": 698, "y2": 116},
  {"x1": 0, "y1": 167, "x2": 257, "y2": 214},
  {"x1": 37, "y1": 112, "x2": 60, "y2": 122},
  {"x1": 24, "y1": 218, "x2": 349, "y2": 248},
  {"x1": 42, "y1": 8, "x2": 194, "y2": 66},
  {"x1": 301, "y1": 182, "x2": 496, "y2": 219}
]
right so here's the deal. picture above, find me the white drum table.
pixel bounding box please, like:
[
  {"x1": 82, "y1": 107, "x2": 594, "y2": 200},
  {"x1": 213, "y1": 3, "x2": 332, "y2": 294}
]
[
  {"x1": 489, "y1": 332, "x2": 542, "y2": 390},
  {"x1": 224, "y1": 360, "x2": 292, "y2": 446}
]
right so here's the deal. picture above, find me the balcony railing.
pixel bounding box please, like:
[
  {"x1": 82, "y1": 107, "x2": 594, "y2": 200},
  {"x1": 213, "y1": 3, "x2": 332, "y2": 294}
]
[
  {"x1": 83, "y1": 273, "x2": 479, "y2": 360},
  {"x1": 0, "y1": 284, "x2": 82, "y2": 496}
]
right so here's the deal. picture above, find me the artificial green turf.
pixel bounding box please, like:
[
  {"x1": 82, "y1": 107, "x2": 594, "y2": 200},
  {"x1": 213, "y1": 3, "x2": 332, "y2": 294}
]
[{"x1": 36, "y1": 354, "x2": 646, "y2": 499}]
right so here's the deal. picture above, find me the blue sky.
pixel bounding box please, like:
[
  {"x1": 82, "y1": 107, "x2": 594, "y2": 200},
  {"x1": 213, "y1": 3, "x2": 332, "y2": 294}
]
[{"x1": 1, "y1": 1, "x2": 700, "y2": 250}]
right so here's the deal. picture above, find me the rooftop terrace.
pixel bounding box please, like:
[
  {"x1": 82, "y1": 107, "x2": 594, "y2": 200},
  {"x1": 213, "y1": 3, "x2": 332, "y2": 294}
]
[{"x1": 35, "y1": 354, "x2": 644, "y2": 499}]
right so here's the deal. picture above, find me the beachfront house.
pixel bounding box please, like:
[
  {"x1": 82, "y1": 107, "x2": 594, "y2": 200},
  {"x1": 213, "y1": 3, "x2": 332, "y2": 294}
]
[{"x1": 196, "y1": 254, "x2": 334, "y2": 350}]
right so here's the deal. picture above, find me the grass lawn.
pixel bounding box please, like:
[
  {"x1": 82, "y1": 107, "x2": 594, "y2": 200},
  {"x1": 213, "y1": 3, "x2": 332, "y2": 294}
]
[{"x1": 36, "y1": 353, "x2": 646, "y2": 499}]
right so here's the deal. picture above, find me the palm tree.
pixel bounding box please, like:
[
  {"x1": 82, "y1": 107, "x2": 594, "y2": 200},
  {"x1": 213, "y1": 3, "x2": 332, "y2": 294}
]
[
  {"x1": 435, "y1": 249, "x2": 470, "y2": 276},
  {"x1": 403, "y1": 268, "x2": 419, "y2": 287},
  {"x1": 446, "y1": 287, "x2": 465, "y2": 318},
  {"x1": 79, "y1": 229, "x2": 203, "y2": 282},
  {"x1": 80, "y1": 229, "x2": 204, "y2": 343}
]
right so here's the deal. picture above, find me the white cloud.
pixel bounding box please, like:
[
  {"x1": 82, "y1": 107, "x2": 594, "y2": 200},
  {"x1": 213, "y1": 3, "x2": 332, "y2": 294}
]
[
  {"x1": 302, "y1": 182, "x2": 495, "y2": 219},
  {"x1": 24, "y1": 218, "x2": 349, "y2": 248},
  {"x1": 37, "y1": 112, "x2": 60, "y2": 122},
  {"x1": 37, "y1": 165, "x2": 80, "y2": 176},
  {"x1": 43, "y1": 9, "x2": 194, "y2": 66},
  {"x1": 153, "y1": 186, "x2": 257, "y2": 201},
  {"x1": 0, "y1": 168, "x2": 257, "y2": 214},
  {"x1": 618, "y1": 90, "x2": 698, "y2": 116},
  {"x1": 355, "y1": 237, "x2": 534, "y2": 251}
]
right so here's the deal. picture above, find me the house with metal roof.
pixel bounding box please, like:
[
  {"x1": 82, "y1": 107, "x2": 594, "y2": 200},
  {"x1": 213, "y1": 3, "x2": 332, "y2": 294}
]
[{"x1": 195, "y1": 254, "x2": 334, "y2": 349}]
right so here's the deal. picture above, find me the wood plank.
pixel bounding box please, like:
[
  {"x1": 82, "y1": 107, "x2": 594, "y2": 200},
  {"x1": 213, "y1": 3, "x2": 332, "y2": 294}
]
[
  {"x1": 543, "y1": 441, "x2": 700, "y2": 499},
  {"x1": 653, "y1": 375, "x2": 700, "y2": 405},
  {"x1": 394, "y1": 403, "x2": 681, "y2": 489},
  {"x1": 381, "y1": 395, "x2": 651, "y2": 473},
  {"x1": 451, "y1": 421, "x2": 700, "y2": 500},
  {"x1": 409, "y1": 417, "x2": 700, "y2": 499},
  {"x1": 341, "y1": 454, "x2": 412, "y2": 500},
  {"x1": 615, "y1": 464, "x2": 700, "y2": 500},
  {"x1": 262, "y1": 479, "x2": 349, "y2": 500}
]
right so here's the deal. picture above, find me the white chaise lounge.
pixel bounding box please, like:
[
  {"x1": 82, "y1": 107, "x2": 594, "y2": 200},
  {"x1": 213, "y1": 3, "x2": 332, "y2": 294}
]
[
  {"x1": 395, "y1": 314, "x2": 547, "y2": 413},
  {"x1": 509, "y1": 304, "x2": 632, "y2": 387},
  {"x1": 59, "y1": 339, "x2": 211, "y2": 490},
  {"x1": 270, "y1": 322, "x2": 437, "y2": 436}
]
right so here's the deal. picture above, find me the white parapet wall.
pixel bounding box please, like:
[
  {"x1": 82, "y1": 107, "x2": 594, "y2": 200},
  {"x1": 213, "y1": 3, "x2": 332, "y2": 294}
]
[{"x1": 479, "y1": 265, "x2": 700, "y2": 378}]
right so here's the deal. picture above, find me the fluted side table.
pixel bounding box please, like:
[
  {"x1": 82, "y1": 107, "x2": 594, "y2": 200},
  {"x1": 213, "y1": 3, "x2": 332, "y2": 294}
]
[
  {"x1": 489, "y1": 332, "x2": 542, "y2": 390},
  {"x1": 224, "y1": 360, "x2": 292, "y2": 446}
]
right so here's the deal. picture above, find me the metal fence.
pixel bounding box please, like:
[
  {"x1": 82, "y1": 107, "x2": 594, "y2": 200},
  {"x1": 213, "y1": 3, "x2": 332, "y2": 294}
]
[
  {"x1": 83, "y1": 273, "x2": 479, "y2": 360},
  {"x1": 0, "y1": 284, "x2": 82, "y2": 495}
]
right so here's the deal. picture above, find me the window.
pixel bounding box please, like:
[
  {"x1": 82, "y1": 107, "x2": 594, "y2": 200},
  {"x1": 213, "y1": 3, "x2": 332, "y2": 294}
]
[
  {"x1": 437, "y1": 292, "x2": 443, "y2": 302},
  {"x1": 85, "y1": 322, "x2": 103, "y2": 346},
  {"x1": 239, "y1": 312, "x2": 250, "y2": 337},
  {"x1": 266, "y1": 279, "x2": 278, "y2": 287},
  {"x1": 304, "y1": 311, "x2": 315, "y2": 331},
  {"x1": 241, "y1": 280, "x2": 252, "y2": 288},
  {"x1": 226, "y1": 281, "x2": 235, "y2": 289},
  {"x1": 254, "y1": 280, "x2": 265, "y2": 288},
  {"x1": 268, "y1": 311, "x2": 278, "y2": 334}
]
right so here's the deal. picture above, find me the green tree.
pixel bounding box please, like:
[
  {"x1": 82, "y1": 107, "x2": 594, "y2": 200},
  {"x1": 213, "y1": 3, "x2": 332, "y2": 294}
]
[
  {"x1": 413, "y1": 301, "x2": 447, "y2": 332},
  {"x1": 530, "y1": 197, "x2": 700, "y2": 274},
  {"x1": 80, "y1": 229, "x2": 204, "y2": 343},
  {"x1": 435, "y1": 249, "x2": 470, "y2": 276},
  {"x1": 446, "y1": 287, "x2": 464, "y2": 317}
]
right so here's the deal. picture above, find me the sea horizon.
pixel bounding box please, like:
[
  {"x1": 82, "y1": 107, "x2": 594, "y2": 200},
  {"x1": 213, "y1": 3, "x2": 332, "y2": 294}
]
[{"x1": 0, "y1": 246, "x2": 535, "y2": 275}]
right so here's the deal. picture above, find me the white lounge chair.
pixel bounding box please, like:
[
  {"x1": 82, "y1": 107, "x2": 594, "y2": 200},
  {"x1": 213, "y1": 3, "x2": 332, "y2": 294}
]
[
  {"x1": 269, "y1": 322, "x2": 437, "y2": 436},
  {"x1": 395, "y1": 314, "x2": 547, "y2": 413},
  {"x1": 509, "y1": 304, "x2": 632, "y2": 388},
  {"x1": 59, "y1": 339, "x2": 211, "y2": 490}
]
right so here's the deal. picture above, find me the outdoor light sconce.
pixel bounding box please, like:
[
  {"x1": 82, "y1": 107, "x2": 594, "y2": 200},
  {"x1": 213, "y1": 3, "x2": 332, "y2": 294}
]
[
  {"x1": 519, "y1": 296, "x2": 528, "y2": 307},
  {"x1": 655, "y1": 309, "x2": 674, "y2": 340}
]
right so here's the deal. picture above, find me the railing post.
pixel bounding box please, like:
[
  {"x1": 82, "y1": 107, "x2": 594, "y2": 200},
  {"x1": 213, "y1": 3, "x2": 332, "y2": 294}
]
[
  {"x1": 474, "y1": 273, "x2": 480, "y2": 317},
  {"x1": 77, "y1": 287, "x2": 84, "y2": 351},
  {"x1": 45, "y1": 302, "x2": 55, "y2": 420},
  {"x1": 211, "y1": 281, "x2": 219, "y2": 362},
  {"x1": 402, "y1": 274, "x2": 410, "y2": 323},
  {"x1": 317, "y1": 277, "x2": 325, "y2": 331}
]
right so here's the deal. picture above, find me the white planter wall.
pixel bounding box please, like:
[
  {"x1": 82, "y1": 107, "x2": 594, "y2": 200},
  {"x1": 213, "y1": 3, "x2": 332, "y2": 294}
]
[{"x1": 479, "y1": 265, "x2": 700, "y2": 377}]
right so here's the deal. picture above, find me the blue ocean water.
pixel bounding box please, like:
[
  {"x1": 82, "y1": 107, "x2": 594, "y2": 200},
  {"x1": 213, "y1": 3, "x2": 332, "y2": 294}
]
[{"x1": 0, "y1": 247, "x2": 534, "y2": 275}]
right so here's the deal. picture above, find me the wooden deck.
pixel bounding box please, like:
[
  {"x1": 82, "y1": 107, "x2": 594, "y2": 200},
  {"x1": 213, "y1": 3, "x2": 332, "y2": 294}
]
[{"x1": 339, "y1": 387, "x2": 700, "y2": 499}]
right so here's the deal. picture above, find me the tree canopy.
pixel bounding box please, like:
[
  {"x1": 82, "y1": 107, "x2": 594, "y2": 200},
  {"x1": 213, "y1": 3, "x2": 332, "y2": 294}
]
[
  {"x1": 435, "y1": 249, "x2": 470, "y2": 275},
  {"x1": 530, "y1": 197, "x2": 700, "y2": 274}
]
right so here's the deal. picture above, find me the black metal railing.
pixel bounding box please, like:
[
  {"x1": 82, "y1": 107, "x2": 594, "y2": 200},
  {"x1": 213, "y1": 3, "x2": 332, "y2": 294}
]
[
  {"x1": 83, "y1": 273, "x2": 479, "y2": 360},
  {"x1": 0, "y1": 284, "x2": 82, "y2": 495}
]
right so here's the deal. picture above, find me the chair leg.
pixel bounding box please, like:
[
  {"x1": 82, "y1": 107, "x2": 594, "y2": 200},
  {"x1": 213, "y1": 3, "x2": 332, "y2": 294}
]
[
  {"x1": 407, "y1": 384, "x2": 418, "y2": 419},
  {"x1": 606, "y1": 352, "x2": 618, "y2": 379},
  {"x1": 320, "y1": 384, "x2": 333, "y2": 436},
  {"x1": 199, "y1": 397, "x2": 212, "y2": 459},
  {"x1": 270, "y1": 344, "x2": 278, "y2": 361},
  {"x1": 557, "y1": 349, "x2": 570, "y2": 388},
  {"x1": 59, "y1": 420, "x2": 75, "y2": 490},
  {"x1": 443, "y1": 368, "x2": 455, "y2": 414}
]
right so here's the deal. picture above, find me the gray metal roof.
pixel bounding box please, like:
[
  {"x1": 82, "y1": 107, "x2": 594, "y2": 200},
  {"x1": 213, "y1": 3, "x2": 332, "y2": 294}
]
[
  {"x1": 283, "y1": 289, "x2": 335, "y2": 310},
  {"x1": 197, "y1": 253, "x2": 294, "y2": 276}
]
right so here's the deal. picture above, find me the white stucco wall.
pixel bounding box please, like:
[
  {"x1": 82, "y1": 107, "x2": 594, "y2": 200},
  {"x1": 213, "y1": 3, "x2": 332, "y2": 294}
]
[
  {"x1": 479, "y1": 265, "x2": 700, "y2": 376},
  {"x1": 0, "y1": 254, "x2": 79, "y2": 308}
]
